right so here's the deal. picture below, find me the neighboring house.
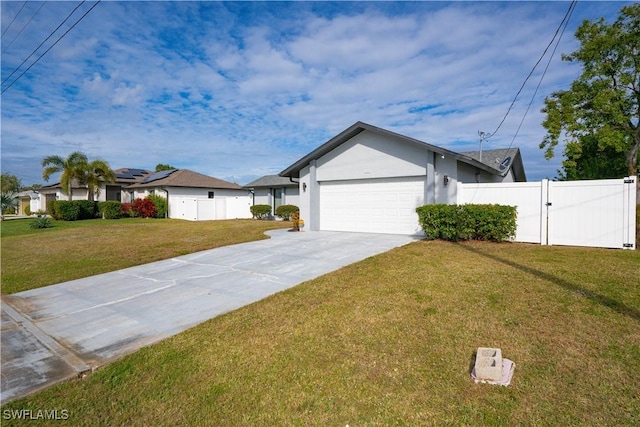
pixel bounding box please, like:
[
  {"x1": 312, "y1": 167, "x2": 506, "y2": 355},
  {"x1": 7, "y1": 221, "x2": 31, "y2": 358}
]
[
  {"x1": 36, "y1": 168, "x2": 153, "y2": 210},
  {"x1": 17, "y1": 191, "x2": 40, "y2": 215},
  {"x1": 126, "y1": 169, "x2": 252, "y2": 221},
  {"x1": 244, "y1": 175, "x2": 300, "y2": 213},
  {"x1": 279, "y1": 121, "x2": 526, "y2": 235}
]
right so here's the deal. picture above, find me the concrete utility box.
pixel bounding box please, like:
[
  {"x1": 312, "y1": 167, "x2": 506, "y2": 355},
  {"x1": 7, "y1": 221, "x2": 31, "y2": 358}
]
[{"x1": 475, "y1": 347, "x2": 503, "y2": 381}]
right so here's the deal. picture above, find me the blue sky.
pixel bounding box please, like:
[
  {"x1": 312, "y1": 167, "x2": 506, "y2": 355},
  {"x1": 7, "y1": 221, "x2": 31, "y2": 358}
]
[{"x1": 1, "y1": 1, "x2": 632, "y2": 186}]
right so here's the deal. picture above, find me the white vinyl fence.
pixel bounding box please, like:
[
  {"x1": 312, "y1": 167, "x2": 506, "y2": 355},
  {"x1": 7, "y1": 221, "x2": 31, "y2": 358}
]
[{"x1": 457, "y1": 177, "x2": 637, "y2": 250}]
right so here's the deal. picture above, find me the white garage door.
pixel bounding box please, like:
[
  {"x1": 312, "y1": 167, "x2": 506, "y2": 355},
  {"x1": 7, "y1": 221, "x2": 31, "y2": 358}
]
[{"x1": 319, "y1": 177, "x2": 425, "y2": 234}]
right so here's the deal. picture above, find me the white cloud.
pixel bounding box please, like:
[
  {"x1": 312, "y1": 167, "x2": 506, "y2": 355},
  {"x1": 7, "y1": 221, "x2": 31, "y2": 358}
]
[{"x1": 0, "y1": 1, "x2": 632, "y2": 186}]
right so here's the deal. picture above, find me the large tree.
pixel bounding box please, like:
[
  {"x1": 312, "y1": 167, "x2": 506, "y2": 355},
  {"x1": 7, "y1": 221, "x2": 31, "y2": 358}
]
[
  {"x1": 540, "y1": 4, "x2": 640, "y2": 179},
  {"x1": 85, "y1": 159, "x2": 116, "y2": 201},
  {"x1": 42, "y1": 151, "x2": 89, "y2": 201},
  {"x1": 1, "y1": 173, "x2": 22, "y2": 193}
]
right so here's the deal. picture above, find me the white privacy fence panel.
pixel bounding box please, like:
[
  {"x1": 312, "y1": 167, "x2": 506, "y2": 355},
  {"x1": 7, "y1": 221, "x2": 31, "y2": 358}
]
[
  {"x1": 457, "y1": 177, "x2": 636, "y2": 250},
  {"x1": 548, "y1": 179, "x2": 628, "y2": 248},
  {"x1": 456, "y1": 182, "x2": 545, "y2": 244}
]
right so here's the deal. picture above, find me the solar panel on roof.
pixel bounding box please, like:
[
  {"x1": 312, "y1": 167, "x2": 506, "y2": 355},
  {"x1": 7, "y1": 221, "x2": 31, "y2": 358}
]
[
  {"x1": 116, "y1": 168, "x2": 151, "y2": 179},
  {"x1": 142, "y1": 169, "x2": 177, "y2": 183}
]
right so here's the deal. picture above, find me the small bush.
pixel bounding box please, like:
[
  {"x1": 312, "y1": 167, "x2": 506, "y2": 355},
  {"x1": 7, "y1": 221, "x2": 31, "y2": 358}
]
[
  {"x1": 250, "y1": 204, "x2": 272, "y2": 219},
  {"x1": 275, "y1": 204, "x2": 298, "y2": 221},
  {"x1": 120, "y1": 203, "x2": 136, "y2": 217},
  {"x1": 416, "y1": 204, "x2": 517, "y2": 242},
  {"x1": 30, "y1": 214, "x2": 53, "y2": 229},
  {"x1": 98, "y1": 201, "x2": 122, "y2": 219},
  {"x1": 133, "y1": 198, "x2": 157, "y2": 218},
  {"x1": 25, "y1": 205, "x2": 31, "y2": 216},
  {"x1": 147, "y1": 194, "x2": 168, "y2": 218}
]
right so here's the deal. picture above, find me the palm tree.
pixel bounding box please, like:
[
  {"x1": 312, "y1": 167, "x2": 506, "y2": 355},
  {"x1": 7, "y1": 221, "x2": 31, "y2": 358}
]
[
  {"x1": 42, "y1": 151, "x2": 89, "y2": 201},
  {"x1": 0, "y1": 191, "x2": 18, "y2": 220},
  {"x1": 84, "y1": 159, "x2": 116, "y2": 201}
]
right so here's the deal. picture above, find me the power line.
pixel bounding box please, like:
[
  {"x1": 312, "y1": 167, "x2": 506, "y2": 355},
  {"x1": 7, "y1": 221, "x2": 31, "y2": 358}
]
[
  {"x1": 1, "y1": 1, "x2": 27, "y2": 38},
  {"x1": 2, "y1": 1, "x2": 100, "y2": 94},
  {"x1": 484, "y1": 0, "x2": 578, "y2": 140},
  {"x1": 2, "y1": 1, "x2": 47, "y2": 54},
  {"x1": 506, "y1": 1, "x2": 577, "y2": 151},
  {"x1": 1, "y1": 1, "x2": 86, "y2": 88}
]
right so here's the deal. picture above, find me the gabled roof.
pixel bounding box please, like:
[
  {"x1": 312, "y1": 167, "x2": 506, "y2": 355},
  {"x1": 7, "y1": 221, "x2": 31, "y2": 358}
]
[
  {"x1": 126, "y1": 169, "x2": 242, "y2": 190},
  {"x1": 279, "y1": 121, "x2": 523, "y2": 179},
  {"x1": 460, "y1": 148, "x2": 527, "y2": 181},
  {"x1": 244, "y1": 174, "x2": 298, "y2": 188}
]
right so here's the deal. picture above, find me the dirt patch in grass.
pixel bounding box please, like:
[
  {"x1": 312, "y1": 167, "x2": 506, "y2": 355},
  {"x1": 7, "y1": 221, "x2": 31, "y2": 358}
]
[{"x1": 2, "y1": 240, "x2": 638, "y2": 425}]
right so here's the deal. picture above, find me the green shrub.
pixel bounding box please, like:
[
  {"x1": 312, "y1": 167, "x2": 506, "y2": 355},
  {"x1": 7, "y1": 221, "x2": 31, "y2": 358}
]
[
  {"x1": 147, "y1": 194, "x2": 168, "y2": 218},
  {"x1": 416, "y1": 204, "x2": 517, "y2": 242},
  {"x1": 275, "y1": 204, "x2": 298, "y2": 221},
  {"x1": 53, "y1": 201, "x2": 81, "y2": 221},
  {"x1": 250, "y1": 204, "x2": 272, "y2": 219},
  {"x1": 25, "y1": 205, "x2": 31, "y2": 216},
  {"x1": 30, "y1": 214, "x2": 53, "y2": 229},
  {"x1": 47, "y1": 200, "x2": 59, "y2": 219},
  {"x1": 75, "y1": 200, "x2": 97, "y2": 220},
  {"x1": 98, "y1": 201, "x2": 122, "y2": 219},
  {"x1": 51, "y1": 200, "x2": 97, "y2": 221}
]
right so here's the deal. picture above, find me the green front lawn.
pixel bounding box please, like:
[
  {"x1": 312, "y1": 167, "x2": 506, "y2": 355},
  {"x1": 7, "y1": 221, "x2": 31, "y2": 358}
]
[
  {"x1": 0, "y1": 218, "x2": 291, "y2": 294},
  {"x1": 1, "y1": 225, "x2": 638, "y2": 425}
]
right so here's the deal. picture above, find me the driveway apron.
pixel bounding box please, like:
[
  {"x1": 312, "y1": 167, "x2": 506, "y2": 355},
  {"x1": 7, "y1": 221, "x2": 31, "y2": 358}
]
[{"x1": 1, "y1": 229, "x2": 418, "y2": 403}]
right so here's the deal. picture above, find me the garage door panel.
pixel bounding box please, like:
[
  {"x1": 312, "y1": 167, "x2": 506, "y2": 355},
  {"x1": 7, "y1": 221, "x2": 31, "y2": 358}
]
[{"x1": 320, "y1": 177, "x2": 425, "y2": 234}]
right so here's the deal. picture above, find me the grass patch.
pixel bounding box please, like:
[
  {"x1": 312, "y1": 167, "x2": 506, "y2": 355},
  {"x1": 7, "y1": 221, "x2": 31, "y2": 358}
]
[
  {"x1": 0, "y1": 218, "x2": 291, "y2": 294},
  {"x1": 2, "y1": 240, "x2": 638, "y2": 425}
]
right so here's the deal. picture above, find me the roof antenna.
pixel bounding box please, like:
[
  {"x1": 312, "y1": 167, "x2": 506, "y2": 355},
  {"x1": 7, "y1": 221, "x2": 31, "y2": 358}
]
[{"x1": 477, "y1": 131, "x2": 491, "y2": 162}]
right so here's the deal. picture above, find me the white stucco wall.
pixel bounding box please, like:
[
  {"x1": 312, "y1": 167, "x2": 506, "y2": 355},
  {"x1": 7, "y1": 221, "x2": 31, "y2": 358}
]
[
  {"x1": 298, "y1": 166, "x2": 312, "y2": 229},
  {"x1": 316, "y1": 131, "x2": 429, "y2": 181},
  {"x1": 130, "y1": 186, "x2": 251, "y2": 220}
]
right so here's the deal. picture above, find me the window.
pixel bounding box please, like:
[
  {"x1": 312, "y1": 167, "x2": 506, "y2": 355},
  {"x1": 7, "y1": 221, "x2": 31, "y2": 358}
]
[{"x1": 208, "y1": 191, "x2": 215, "y2": 199}]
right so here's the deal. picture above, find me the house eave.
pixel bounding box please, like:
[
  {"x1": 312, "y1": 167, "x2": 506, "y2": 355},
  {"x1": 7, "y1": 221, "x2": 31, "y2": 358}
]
[{"x1": 279, "y1": 121, "x2": 505, "y2": 179}]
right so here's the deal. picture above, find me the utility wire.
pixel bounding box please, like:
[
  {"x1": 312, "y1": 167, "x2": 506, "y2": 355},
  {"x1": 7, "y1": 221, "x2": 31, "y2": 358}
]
[
  {"x1": 1, "y1": 1, "x2": 100, "y2": 94},
  {"x1": 2, "y1": 1, "x2": 47, "y2": 54},
  {"x1": 506, "y1": 0, "x2": 577, "y2": 151},
  {"x1": 486, "y1": 0, "x2": 578, "y2": 140},
  {"x1": 1, "y1": 1, "x2": 86, "y2": 87},
  {"x1": 1, "y1": 1, "x2": 27, "y2": 38}
]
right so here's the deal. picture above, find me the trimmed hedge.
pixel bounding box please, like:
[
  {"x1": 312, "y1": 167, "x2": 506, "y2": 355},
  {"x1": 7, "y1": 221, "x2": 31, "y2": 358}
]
[
  {"x1": 75, "y1": 200, "x2": 97, "y2": 220},
  {"x1": 416, "y1": 204, "x2": 517, "y2": 242},
  {"x1": 48, "y1": 200, "x2": 98, "y2": 221},
  {"x1": 250, "y1": 204, "x2": 272, "y2": 219},
  {"x1": 275, "y1": 204, "x2": 298, "y2": 221},
  {"x1": 98, "y1": 201, "x2": 122, "y2": 219}
]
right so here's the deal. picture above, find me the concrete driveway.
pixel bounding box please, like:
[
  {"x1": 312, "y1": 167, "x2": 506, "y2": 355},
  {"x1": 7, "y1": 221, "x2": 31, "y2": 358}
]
[{"x1": 1, "y1": 229, "x2": 419, "y2": 403}]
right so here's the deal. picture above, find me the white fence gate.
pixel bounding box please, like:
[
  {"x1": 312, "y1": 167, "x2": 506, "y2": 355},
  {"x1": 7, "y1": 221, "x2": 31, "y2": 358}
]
[{"x1": 457, "y1": 177, "x2": 637, "y2": 250}]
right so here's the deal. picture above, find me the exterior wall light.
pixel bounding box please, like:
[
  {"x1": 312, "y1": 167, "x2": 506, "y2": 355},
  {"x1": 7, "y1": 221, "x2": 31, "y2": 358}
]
[
  {"x1": 303, "y1": 182, "x2": 307, "y2": 192},
  {"x1": 443, "y1": 175, "x2": 449, "y2": 185}
]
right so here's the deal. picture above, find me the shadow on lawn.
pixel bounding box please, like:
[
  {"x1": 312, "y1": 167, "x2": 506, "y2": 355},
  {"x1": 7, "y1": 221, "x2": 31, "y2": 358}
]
[{"x1": 455, "y1": 243, "x2": 640, "y2": 322}]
